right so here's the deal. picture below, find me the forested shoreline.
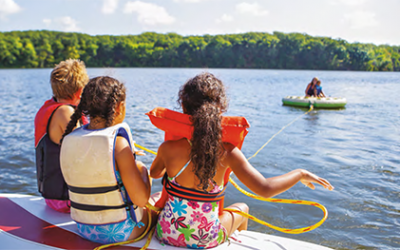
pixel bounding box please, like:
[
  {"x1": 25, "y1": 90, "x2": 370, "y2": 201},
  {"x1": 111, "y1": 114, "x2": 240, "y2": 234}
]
[{"x1": 1, "y1": 30, "x2": 399, "y2": 71}]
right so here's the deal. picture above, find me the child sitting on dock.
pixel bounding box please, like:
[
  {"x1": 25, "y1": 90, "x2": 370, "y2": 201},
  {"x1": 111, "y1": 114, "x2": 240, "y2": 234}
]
[
  {"x1": 60, "y1": 76, "x2": 153, "y2": 244},
  {"x1": 34, "y1": 59, "x2": 89, "y2": 213},
  {"x1": 150, "y1": 73, "x2": 334, "y2": 249},
  {"x1": 316, "y1": 80, "x2": 326, "y2": 97}
]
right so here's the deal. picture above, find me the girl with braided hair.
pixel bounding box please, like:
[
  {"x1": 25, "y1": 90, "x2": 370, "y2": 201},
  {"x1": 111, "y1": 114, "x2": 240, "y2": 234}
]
[
  {"x1": 60, "y1": 76, "x2": 153, "y2": 244},
  {"x1": 150, "y1": 73, "x2": 334, "y2": 248}
]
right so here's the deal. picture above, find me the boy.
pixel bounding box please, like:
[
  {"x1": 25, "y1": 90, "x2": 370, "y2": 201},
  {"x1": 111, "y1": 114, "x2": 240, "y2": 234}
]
[
  {"x1": 34, "y1": 59, "x2": 89, "y2": 213},
  {"x1": 316, "y1": 80, "x2": 326, "y2": 97}
]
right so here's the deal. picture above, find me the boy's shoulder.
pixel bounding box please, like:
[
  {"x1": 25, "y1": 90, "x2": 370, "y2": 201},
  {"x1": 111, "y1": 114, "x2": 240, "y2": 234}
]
[
  {"x1": 35, "y1": 98, "x2": 63, "y2": 124},
  {"x1": 52, "y1": 105, "x2": 75, "y2": 125}
]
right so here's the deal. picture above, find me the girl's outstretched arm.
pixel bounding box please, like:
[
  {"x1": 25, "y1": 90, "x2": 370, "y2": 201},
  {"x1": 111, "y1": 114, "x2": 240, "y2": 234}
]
[
  {"x1": 225, "y1": 144, "x2": 334, "y2": 198},
  {"x1": 115, "y1": 136, "x2": 151, "y2": 207}
]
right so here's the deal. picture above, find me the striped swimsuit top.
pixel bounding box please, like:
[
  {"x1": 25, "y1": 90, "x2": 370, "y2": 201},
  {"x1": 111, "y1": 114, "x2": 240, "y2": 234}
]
[{"x1": 155, "y1": 159, "x2": 228, "y2": 249}]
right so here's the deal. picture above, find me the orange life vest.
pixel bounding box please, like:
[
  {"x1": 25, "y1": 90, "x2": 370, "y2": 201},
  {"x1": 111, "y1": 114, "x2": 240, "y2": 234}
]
[{"x1": 146, "y1": 107, "x2": 250, "y2": 215}]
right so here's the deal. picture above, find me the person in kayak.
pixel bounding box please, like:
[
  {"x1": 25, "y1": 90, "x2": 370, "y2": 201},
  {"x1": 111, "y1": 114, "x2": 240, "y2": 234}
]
[
  {"x1": 316, "y1": 80, "x2": 326, "y2": 97},
  {"x1": 60, "y1": 76, "x2": 154, "y2": 244},
  {"x1": 305, "y1": 77, "x2": 318, "y2": 97},
  {"x1": 34, "y1": 59, "x2": 89, "y2": 213},
  {"x1": 150, "y1": 72, "x2": 334, "y2": 249}
]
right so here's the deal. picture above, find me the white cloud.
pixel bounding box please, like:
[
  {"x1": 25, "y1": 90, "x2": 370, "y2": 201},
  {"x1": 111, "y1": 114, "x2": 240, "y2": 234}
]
[
  {"x1": 102, "y1": 0, "x2": 118, "y2": 14},
  {"x1": 330, "y1": 0, "x2": 367, "y2": 6},
  {"x1": 124, "y1": 1, "x2": 175, "y2": 25},
  {"x1": 236, "y1": 2, "x2": 268, "y2": 17},
  {"x1": 56, "y1": 16, "x2": 81, "y2": 32},
  {"x1": 0, "y1": 0, "x2": 21, "y2": 19},
  {"x1": 216, "y1": 14, "x2": 233, "y2": 23},
  {"x1": 42, "y1": 18, "x2": 52, "y2": 27},
  {"x1": 343, "y1": 10, "x2": 378, "y2": 29},
  {"x1": 173, "y1": 0, "x2": 209, "y2": 2}
]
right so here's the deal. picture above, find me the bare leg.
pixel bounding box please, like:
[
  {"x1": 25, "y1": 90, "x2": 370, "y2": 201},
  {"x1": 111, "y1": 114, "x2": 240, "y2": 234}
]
[
  {"x1": 127, "y1": 192, "x2": 162, "y2": 240},
  {"x1": 219, "y1": 203, "x2": 249, "y2": 236},
  {"x1": 128, "y1": 207, "x2": 149, "y2": 240},
  {"x1": 148, "y1": 192, "x2": 161, "y2": 228}
]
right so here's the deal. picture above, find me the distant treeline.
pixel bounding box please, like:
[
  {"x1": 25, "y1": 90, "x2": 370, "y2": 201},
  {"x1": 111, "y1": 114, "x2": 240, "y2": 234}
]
[{"x1": 1, "y1": 30, "x2": 399, "y2": 71}]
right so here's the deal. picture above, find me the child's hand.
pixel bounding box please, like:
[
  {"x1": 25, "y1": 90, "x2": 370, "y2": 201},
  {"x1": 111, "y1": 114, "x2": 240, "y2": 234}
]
[
  {"x1": 300, "y1": 170, "x2": 334, "y2": 191},
  {"x1": 135, "y1": 150, "x2": 146, "y2": 156}
]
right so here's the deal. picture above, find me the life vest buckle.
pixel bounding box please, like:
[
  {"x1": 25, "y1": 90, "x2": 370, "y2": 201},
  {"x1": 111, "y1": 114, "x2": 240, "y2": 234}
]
[
  {"x1": 125, "y1": 201, "x2": 134, "y2": 211},
  {"x1": 117, "y1": 182, "x2": 124, "y2": 191}
]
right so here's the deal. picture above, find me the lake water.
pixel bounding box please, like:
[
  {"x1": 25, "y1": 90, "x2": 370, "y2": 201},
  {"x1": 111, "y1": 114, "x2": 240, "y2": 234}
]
[{"x1": 0, "y1": 68, "x2": 399, "y2": 250}]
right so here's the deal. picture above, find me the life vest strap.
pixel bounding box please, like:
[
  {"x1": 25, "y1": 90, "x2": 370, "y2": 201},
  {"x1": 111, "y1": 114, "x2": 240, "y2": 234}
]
[
  {"x1": 70, "y1": 201, "x2": 135, "y2": 212},
  {"x1": 68, "y1": 183, "x2": 123, "y2": 195},
  {"x1": 163, "y1": 175, "x2": 225, "y2": 203}
]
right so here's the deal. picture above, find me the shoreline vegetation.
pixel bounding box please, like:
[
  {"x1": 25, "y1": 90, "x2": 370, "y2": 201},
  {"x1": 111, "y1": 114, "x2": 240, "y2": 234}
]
[{"x1": 0, "y1": 30, "x2": 399, "y2": 71}]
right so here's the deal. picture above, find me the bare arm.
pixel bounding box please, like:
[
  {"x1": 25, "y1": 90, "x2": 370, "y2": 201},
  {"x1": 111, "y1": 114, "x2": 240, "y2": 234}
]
[
  {"x1": 149, "y1": 142, "x2": 167, "y2": 179},
  {"x1": 226, "y1": 145, "x2": 333, "y2": 198},
  {"x1": 49, "y1": 105, "x2": 76, "y2": 144},
  {"x1": 115, "y1": 136, "x2": 150, "y2": 207}
]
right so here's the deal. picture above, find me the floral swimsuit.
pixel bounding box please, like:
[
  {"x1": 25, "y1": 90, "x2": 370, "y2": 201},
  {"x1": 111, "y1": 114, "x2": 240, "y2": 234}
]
[{"x1": 156, "y1": 160, "x2": 228, "y2": 249}]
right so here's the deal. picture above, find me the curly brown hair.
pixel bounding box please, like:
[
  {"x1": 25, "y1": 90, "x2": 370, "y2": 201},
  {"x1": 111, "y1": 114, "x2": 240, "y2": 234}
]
[
  {"x1": 61, "y1": 76, "x2": 126, "y2": 142},
  {"x1": 50, "y1": 59, "x2": 89, "y2": 100},
  {"x1": 178, "y1": 73, "x2": 228, "y2": 191}
]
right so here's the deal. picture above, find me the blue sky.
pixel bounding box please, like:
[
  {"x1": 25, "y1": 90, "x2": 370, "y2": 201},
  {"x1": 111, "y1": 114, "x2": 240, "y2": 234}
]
[{"x1": 0, "y1": 0, "x2": 399, "y2": 45}]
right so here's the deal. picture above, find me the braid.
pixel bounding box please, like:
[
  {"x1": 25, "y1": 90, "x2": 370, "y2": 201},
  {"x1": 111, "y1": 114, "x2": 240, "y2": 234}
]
[
  {"x1": 60, "y1": 76, "x2": 126, "y2": 143},
  {"x1": 104, "y1": 85, "x2": 119, "y2": 127},
  {"x1": 60, "y1": 100, "x2": 85, "y2": 144}
]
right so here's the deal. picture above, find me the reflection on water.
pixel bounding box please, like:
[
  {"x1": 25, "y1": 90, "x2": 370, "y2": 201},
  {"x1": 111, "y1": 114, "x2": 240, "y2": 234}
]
[{"x1": 0, "y1": 68, "x2": 399, "y2": 250}]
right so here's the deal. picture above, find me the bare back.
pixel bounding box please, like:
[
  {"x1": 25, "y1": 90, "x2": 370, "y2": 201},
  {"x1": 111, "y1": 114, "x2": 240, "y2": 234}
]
[{"x1": 151, "y1": 138, "x2": 230, "y2": 192}]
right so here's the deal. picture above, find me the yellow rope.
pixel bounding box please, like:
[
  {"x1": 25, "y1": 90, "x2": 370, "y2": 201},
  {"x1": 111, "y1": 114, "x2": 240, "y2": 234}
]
[
  {"x1": 135, "y1": 143, "x2": 158, "y2": 155},
  {"x1": 226, "y1": 104, "x2": 328, "y2": 234},
  {"x1": 247, "y1": 105, "x2": 314, "y2": 160},
  {"x1": 226, "y1": 177, "x2": 327, "y2": 234}
]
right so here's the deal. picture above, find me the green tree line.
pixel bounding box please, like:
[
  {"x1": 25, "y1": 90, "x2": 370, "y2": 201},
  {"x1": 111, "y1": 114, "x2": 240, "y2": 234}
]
[{"x1": 1, "y1": 30, "x2": 399, "y2": 71}]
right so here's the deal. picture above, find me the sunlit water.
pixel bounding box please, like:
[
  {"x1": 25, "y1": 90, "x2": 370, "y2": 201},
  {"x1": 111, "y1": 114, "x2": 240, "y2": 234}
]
[{"x1": 0, "y1": 68, "x2": 399, "y2": 250}]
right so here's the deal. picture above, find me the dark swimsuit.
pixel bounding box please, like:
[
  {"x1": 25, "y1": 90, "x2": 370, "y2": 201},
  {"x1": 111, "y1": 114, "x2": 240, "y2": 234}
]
[{"x1": 307, "y1": 84, "x2": 316, "y2": 96}]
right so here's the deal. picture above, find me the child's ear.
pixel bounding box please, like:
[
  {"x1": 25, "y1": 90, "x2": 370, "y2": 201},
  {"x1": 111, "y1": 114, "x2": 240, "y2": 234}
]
[
  {"x1": 116, "y1": 101, "x2": 125, "y2": 114},
  {"x1": 75, "y1": 88, "x2": 83, "y2": 100}
]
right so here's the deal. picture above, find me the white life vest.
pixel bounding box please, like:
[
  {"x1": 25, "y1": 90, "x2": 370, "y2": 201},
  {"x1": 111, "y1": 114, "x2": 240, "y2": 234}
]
[{"x1": 60, "y1": 122, "x2": 144, "y2": 225}]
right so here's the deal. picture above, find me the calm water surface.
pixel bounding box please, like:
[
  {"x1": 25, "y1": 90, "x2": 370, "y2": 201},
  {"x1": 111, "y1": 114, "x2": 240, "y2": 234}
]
[{"x1": 0, "y1": 68, "x2": 399, "y2": 250}]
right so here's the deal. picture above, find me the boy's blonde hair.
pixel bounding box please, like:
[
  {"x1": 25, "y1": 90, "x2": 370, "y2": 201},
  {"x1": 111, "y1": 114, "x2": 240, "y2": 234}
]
[{"x1": 50, "y1": 59, "x2": 89, "y2": 100}]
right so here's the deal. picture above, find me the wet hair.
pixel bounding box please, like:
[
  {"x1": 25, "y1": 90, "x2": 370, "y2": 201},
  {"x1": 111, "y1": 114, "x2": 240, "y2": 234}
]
[
  {"x1": 61, "y1": 76, "x2": 126, "y2": 143},
  {"x1": 178, "y1": 72, "x2": 228, "y2": 191},
  {"x1": 50, "y1": 59, "x2": 89, "y2": 100}
]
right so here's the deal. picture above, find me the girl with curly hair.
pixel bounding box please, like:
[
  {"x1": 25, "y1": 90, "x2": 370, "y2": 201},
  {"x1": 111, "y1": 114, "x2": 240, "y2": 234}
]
[{"x1": 150, "y1": 73, "x2": 334, "y2": 249}]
